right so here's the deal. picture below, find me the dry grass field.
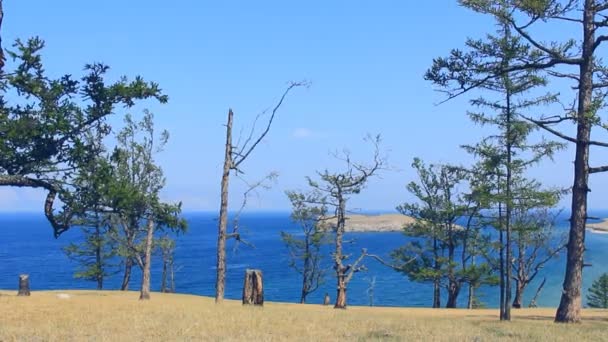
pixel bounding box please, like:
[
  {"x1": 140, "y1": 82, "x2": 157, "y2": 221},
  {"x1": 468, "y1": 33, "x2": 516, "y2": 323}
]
[{"x1": 0, "y1": 290, "x2": 607, "y2": 341}]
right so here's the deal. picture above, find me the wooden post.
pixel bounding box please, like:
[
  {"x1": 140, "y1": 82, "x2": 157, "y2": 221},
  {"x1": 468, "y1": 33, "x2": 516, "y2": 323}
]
[
  {"x1": 323, "y1": 293, "x2": 331, "y2": 306},
  {"x1": 242, "y1": 269, "x2": 264, "y2": 306},
  {"x1": 18, "y1": 274, "x2": 30, "y2": 296}
]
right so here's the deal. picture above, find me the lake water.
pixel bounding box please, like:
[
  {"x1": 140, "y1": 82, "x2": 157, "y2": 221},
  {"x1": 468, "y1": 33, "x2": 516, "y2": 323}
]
[{"x1": 1, "y1": 211, "x2": 607, "y2": 308}]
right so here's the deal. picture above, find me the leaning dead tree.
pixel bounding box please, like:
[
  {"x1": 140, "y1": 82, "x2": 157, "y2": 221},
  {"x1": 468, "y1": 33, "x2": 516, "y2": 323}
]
[
  {"x1": 214, "y1": 82, "x2": 307, "y2": 303},
  {"x1": 305, "y1": 135, "x2": 386, "y2": 309}
]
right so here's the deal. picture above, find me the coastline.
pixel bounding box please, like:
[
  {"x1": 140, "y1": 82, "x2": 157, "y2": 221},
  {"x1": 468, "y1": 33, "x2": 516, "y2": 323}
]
[
  {"x1": 323, "y1": 214, "x2": 416, "y2": 232},
  {"x1": 586, "y1": 218, "x2": 608, "y2": 234}
]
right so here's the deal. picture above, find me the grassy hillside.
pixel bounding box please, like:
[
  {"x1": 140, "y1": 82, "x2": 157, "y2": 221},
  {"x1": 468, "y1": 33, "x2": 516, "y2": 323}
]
[{"x1": 0, "y1": 290, "x2": 606, "y2": 341}]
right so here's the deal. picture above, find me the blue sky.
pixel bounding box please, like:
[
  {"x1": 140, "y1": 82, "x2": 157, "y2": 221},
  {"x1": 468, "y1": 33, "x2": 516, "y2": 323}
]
[{"x1": 1, "y1": 1, "x2": 606, "y2": 212}]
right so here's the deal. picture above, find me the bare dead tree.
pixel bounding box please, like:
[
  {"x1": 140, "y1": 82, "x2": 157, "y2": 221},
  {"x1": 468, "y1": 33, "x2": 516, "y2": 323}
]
[
  {"x1": 304, "y1": 135, "x2": 387, "y2": 309},
  {"x1": 214, "y1": 82, "x2": 307, "y2": 303}
]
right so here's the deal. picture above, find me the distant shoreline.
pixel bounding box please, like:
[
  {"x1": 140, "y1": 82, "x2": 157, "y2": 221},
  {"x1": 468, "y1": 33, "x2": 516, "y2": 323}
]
[
  {"x1": 322, "y1": 214, "x2": 416, "y2": 232},
  {"x1": 587, "y1": 219, "x2": 608, "y2": 234},
  {"x1": 330, "y1": 214, "x2": 608, "y2": 234}
]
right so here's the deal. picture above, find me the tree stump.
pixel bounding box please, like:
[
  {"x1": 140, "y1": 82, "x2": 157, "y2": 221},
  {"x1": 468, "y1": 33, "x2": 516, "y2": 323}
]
[
  {"x1": 323, "y1": 293, "x2": 331, "y2": 305},
  {"x1": 242, "y1": 269, "x2": 264, "y2": 306},
  {"x1": 17, "y1": 274, "x2": 30, "y2": 296}
]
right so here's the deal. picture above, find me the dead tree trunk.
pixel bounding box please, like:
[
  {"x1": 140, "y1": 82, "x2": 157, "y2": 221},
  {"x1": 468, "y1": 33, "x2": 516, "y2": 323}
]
[
  {"x1": 214, "y1": 84, "x2": 302, "y2": 304},
  {"x1": 215, "y1": 109, "x2": 233, "y2": 303},
  {"x1": 17, "y1": 274, "x2": 30, "y2": 296},
  {"x1": 529, "y1": 278, "x2": 546, "y2": 308},
  {"x1": 242, "y1": 269, "x2": 264, "y2": 306},
  {"x1": 139, "y1": 219, "x2": 155, "y2": 300}
]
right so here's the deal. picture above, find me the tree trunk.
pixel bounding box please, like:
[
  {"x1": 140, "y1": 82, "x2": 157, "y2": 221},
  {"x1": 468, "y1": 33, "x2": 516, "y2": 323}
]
[
  {"x1": 335, "y1": 272, "x2": 347, "y2": 309},
  {"x1": 504, "y1": 81, "x2": 513, "y2": 321},
  {"x1": 300, "y1": 236, "x2": 311, "y2": 304},
  {"x1": 433, "y1": 278, "x2": 441, "y2": 308},
  {"x1": 139, "y1": 219, "x2": 155, "y2": 300},
  {"x1": 161, "y1": 258, "x2": 168, "y2": 293},
  {"x1": 498, "y1": 199, "x2": 506, "y2": 320},
  {"x1": 446, "y1": 281, "x2": 460, "y2": 308},
  {"x1": 120, "y1": 257, "x2": 133, "y2": 291},
  {"x1": 432, "y1": 235, "x2": 440, "y2": 308},
  {"x1": 17, "y1": 274, "x2": 30, "y2": 296},
  {"x1": 556, "y1": 0, "x2": 594, "y2": 324},
  {"x1": 95, "y1": 223, "x2": 103, "y2": 291},
  {"x1": 446, "y1": 239, "x2": 459, "y2": 308},
  {"x1": 170, "y1": 259, "x2": 176, "y2": 293},
  {"x1": 468, "y1": 284, "x2": 474, "y2": 309},
  {"x1": 514, "y1": 231, "x2": 526, "y2": 309},
  {"x1": 512, "y1": 281, "x2": 525, "y2": 309},
  {"x1": 323, "y1": 293, "x2": 331, "y2": 305},
  {"x1": 334, "y1": 197, "x2": 348, "y2": 309},
  {"x1": 512, "y1": 280, "x2": 524, "y2": 309},
  {"x1": 529, "y1": 278, "x2": 546, "y2": 308},
  {"x1": 300, "y1": 283, "x2": 308, "y2": 304},
  {"x1": 242, "y1": 269, "x2": 264, "y2": 305},
  {"x1": 0, "y1": 0, "x2": 5, "y2": 73},
  {"x1": 215, "y1": 109, "x2": 233, "y2": 303}
]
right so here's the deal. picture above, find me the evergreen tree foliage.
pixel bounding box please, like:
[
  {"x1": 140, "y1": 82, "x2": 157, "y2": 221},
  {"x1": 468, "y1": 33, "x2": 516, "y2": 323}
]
[{"x1": 587, "y1": 273, "x2": 608, "y2": 309}]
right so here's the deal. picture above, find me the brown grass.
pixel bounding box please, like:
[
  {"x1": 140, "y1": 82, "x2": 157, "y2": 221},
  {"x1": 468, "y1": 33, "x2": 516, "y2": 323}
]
[{"x1": 0, "y1": 290, "x2": 607, "y2": 341}]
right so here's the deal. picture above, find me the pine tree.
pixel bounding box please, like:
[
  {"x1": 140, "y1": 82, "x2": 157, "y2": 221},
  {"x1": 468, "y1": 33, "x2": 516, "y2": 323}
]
[
  {"x1": 281, "y1": 190, "x2": 329, "y2": 303},
  {"x1": 587, "y1": 273, "x2": 608, "y2": 309},
  {"x1": 427, "y1": 0, "x2": 608, "y2": 323},
  {"x1": 393, "y1": 159, "x2": 495, "y2": 308},
  {"x1": 428, "y1": 18, "x2": 563, "y2": 320}
]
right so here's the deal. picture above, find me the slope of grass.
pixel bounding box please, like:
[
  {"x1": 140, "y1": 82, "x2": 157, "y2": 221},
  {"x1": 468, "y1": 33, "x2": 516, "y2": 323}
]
[{"x1": 0, "y1": 290, "x2": 606, "y2": 341}]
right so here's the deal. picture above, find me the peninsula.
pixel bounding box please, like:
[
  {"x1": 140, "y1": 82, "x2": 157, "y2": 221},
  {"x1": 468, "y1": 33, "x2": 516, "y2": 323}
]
[
  {"x1": 587, "y1": 219, "x2": 608, "y2": 234},
  {"x1": 322, "y1": 213, "x2": 416, "y2": 232}
]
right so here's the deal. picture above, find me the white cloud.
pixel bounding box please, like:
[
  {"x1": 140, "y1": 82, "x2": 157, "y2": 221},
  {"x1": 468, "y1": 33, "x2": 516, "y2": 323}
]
[{"x1": 292, "y1": 128, "x2": 313, "y2": 139}]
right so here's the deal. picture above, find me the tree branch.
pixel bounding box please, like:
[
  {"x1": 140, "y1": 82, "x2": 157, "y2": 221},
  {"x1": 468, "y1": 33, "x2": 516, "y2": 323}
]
[
  {"x1": 0, "y1": 175, "x2": 71, "y2": 237},
  {"x1": 233, "y1": 81, "x2": 308, "y2": 169}
]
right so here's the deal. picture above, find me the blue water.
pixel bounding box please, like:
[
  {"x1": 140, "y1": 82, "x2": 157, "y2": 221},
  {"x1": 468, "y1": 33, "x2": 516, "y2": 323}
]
[{"x1": 1, "y1": 211, "x2": 608, "y2": 308}]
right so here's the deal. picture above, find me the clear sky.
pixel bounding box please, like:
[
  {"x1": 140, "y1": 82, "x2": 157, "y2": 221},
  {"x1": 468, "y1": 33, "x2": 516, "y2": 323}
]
[{"x1": 1, "y1": 1, "x2": 606, "y2": 212}]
